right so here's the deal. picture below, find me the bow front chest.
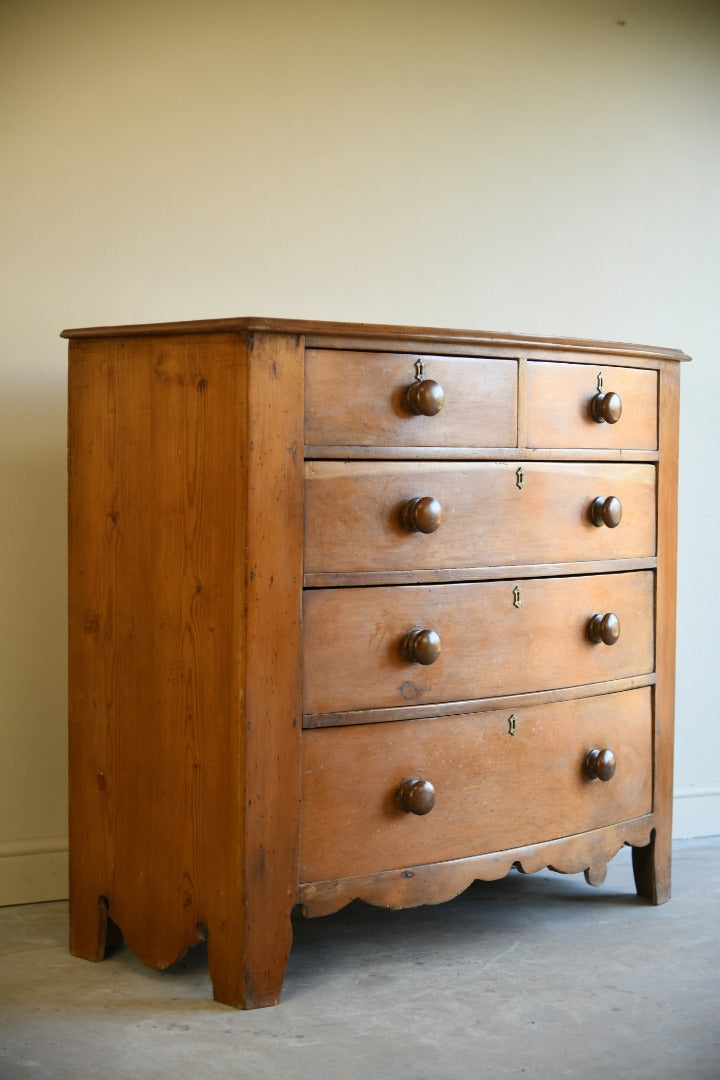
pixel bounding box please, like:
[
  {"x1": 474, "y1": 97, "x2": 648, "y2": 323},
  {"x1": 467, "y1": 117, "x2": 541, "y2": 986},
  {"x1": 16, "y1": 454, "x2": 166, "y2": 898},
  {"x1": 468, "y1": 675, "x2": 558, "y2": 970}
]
[{"x1": 65, "y1": 318, "x2": 687, "y2": 1007}]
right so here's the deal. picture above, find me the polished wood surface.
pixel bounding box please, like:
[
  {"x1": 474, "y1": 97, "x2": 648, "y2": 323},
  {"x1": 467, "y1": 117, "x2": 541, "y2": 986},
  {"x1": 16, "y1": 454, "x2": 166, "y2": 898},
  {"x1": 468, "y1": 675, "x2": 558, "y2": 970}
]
[
  {"x1": 68, "y1": 330, "x2": 303, "y2": 1008},
  {"x1": 300, "y1": 689, "x2": 652, "y2": 882},
  {"x1": 591, "y1": 389, "x2": 623, "y2": 424},
  {"x1": 403, "y1": 378, "x2": 445, "y2": 416},
  {"x1": 585, "y1": 748, "x2": 617, "y2": 781},
  {"x1": 587, "y1": 611, "x2": 621, "y2": 646},
  {"x1": 305, "y1": 350, "x2": 517, "y2": 447},
  {"x1": 69, "y1": 333, "x2": 248, "y2": 976},
  {"x1": 590, "y1": 495, "x2": 623, "y2": 528},
  {"x1": 633, "y1": 360, "x2": 680, "y2": 904},
  {"x1": 304, "y1": 461, "x2": 655, "y2": 575},
  {"x1": 402, "y1": 628, "x2": 442, "y2": 666},
  {"x1": 61, "y1": 316, "x2": 690, "y2": 365},
  {"x1": 303, "y1": 572, "x2": 654, "y2": 715},
  {"x1": 66, "y1": 316, "x2": 685, "y2": 1008},
  {"x1": 396, "y1": 778, "x2": 436, "y2": 815},
  {"x1": 400, "y1": 495, "x2": 443, "y2": 534},
  {"x1": 526, "y1": 362, "x2": 657, "y2": 449},
  {"x1": 300, "y1": 818, "x2": 655, "y2": 916}
]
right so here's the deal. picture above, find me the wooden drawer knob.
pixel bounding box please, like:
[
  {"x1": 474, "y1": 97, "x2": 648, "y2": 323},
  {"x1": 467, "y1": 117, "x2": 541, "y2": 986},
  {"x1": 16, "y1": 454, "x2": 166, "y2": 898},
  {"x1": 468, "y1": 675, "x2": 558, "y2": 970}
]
[
  {"x1": 404, "y1": 379, "x2": 445, "y2": 416},
  {"x1": 591, "y1": 390, "x2": 622, "y2": 424},
  {"x1": 587, "y1": 612, "x2": 620, "y2": 645},
  {"x1": 585, "y1": 748, "x2": 617, "y2": 781},
  {"x1": 400, "y1": 496, "x2": 443, "y2": 534},
  {"x1": 397, "y1": 778, "x2": 436, "y2": 815},
  {"x1": 402, "y1": 628, "x2": 441, "y2": 665},
  {"x1": 590, "y1": 495, "x2": 623, "y2": 528}
]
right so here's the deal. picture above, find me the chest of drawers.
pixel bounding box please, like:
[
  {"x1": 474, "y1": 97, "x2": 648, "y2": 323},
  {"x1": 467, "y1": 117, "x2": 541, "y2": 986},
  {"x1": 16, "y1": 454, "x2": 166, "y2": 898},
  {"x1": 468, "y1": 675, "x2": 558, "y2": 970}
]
[{"x1": 64, "y1": 317, "x2": 687, "y2": 1008}]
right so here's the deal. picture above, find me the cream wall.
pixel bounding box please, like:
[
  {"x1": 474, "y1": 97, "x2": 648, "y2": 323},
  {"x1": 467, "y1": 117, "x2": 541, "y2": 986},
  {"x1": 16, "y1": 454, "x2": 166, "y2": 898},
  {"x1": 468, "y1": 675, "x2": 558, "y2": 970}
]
[{"x1": 1, "y1": 0, "x2": 718, "y2": 904}]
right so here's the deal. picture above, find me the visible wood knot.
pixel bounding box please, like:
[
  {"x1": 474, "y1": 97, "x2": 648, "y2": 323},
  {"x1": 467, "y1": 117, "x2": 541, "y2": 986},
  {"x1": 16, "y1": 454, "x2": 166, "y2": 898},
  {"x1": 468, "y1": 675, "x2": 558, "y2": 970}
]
[{"x1": 96, "y1": 772, "x2": 106, "y2": 791}]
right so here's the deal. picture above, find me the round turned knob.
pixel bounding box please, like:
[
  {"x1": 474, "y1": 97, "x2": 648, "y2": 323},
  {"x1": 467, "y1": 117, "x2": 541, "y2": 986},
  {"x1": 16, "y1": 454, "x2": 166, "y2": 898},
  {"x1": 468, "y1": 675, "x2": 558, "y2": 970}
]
[
  {"x1": 591, "y1": 390, "x2": 622, "y2": 424},
  {"x1": 400, "y1": 496, "x2": 443, "y2": 534},
  {"x1": 585, "y1": 748, "x2": 617, "y2": 781},
  {"x1": 397, "y1": 777, "x2": 436, "y2": 815},
  {"x1": 404, "y1": 379, "x2": 445, "y2": 416},
  {"x1": 402, "y1": 628, "x2": 441, "y2": 665},
  {"x1": 590, "y1": 495, "x2": 623, "y2": 528},
  {"x1": 587, "y1": 612, "x2": 621, "y2": 645}
]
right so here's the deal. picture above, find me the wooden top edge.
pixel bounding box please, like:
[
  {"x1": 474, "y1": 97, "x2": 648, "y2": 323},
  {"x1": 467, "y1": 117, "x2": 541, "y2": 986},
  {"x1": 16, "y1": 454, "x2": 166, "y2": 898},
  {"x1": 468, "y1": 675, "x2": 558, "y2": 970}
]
[{"x1": 60, "y1": 315, "x2": 691, "y2": 361}]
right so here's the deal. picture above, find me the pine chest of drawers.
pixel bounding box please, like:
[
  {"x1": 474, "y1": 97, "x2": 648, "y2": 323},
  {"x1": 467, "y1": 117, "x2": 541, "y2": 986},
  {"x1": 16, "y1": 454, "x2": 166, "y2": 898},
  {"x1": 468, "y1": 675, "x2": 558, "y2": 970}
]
[{"x1": 64, "y1": 317, "x2": 687, "y2": 1008}]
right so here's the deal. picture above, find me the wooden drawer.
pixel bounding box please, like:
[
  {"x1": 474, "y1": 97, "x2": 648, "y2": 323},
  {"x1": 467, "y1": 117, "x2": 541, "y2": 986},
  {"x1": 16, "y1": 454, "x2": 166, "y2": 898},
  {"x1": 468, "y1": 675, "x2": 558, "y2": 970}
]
[
  {"x1": 526, "y1": 362, "x2": 658, "y2": 450},
  {"x1": 303, "y1": 571, "x2": 654, "y2": 716},
  {"x1": 304, "y1": 350, "x2": 517, "y2": 448},
  {"x1": 300, "y1": 687, "x2": 653, "y2": 881},
  {"x1": 304, "y1": 461, "x2": 656, "y2": 576}
]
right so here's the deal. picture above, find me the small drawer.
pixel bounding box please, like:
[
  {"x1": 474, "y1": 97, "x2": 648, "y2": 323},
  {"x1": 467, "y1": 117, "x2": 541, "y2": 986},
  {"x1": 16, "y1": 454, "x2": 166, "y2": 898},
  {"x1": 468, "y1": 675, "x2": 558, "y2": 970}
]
[
  {"x1": 526, "y1": 362, "x2": 658, "y2": 450},
  {"x1": 304, "y1": 461, "x2": 656, "y2": 576},
  {"x1": 304, "y1": 350, "x2": 517, "y2": 448},
  {"x1": 303, "y1": 571, "x2": 654, "y2": 716},
  {"x1": 300, "y1": 687, "x2": 653, "y2": 881}
]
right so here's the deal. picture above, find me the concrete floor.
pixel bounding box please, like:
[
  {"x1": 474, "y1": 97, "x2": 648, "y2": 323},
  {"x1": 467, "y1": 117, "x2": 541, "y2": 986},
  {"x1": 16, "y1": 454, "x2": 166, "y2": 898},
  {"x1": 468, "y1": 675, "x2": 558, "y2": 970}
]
[{"x1": 0, "y1": 838, "x2": 718, "y2": 1080}]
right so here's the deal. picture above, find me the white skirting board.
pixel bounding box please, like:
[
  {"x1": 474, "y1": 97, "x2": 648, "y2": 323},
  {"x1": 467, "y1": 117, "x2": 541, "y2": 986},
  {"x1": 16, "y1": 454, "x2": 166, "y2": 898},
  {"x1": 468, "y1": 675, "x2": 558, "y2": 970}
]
[
  {"x1": 0, "y1": 838, "x2": 69, "y2": 907},
  {"x1": 672, "y1": 788, "x2": 720, "y2": 841},
  {"x1": 1, "y1": 795, "x2": 718, "y2": 905}
]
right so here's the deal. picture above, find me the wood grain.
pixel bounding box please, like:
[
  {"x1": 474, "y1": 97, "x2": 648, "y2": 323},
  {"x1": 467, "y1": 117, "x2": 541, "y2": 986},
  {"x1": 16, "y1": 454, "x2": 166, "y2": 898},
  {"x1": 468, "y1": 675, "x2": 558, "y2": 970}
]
[
  {"x1": 61, "y1": 317, "x2": 690, "y2": 366},
  {"x1": 526, "y1": 362, "x2": 658, "y2": 450},
  {"x1": 65, "y1": 316, "x2": 686, "y2": 1006},
  {"x1": 305, "y1": 446, "x2": 660, "y2": 461},
  {"x1": 304, "y1": 461, "x2": 656, "y2": 575},
  {"x1": 69, "y1": 333, "x2": 248, "y2": 971},
  {"x1": 303, "y1": 673, "x2": 656, "y2": 728},
  {"x1": 303, "y1": 571, "x2": 655, "y2": 714},
  {"x1": 305, "y1": 350, "x2": 517, "y2": 447},
  {"x1": 632, "y1": 360, "x2": 680, "y2": 904},
  {"x1": 68, "y1": 330, "x2": 304, "y2": 1008},
  {"x1": 299, "y1": 817, "x2": 655, "y2": 916},
  {"x1": 304, "y1": 556, "x2": 657, "y2": 590},
  {"x1": 211, "y1": 331, "x2": 304, "y2": 1008},
  {"x1": 300, "y1": 688, "x2": 652, "y2": 881}
]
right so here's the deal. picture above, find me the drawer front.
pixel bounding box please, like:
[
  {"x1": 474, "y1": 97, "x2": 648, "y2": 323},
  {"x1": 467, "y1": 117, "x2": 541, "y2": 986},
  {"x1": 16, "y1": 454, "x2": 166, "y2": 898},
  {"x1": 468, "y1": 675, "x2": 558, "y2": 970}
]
[
  {"x1": 304, "y1": 461, "x2": 656, "y2": 575},
  {"x1": 526, "y1": 362, "x2": 658, "y2": 450},
  {"x1": 304, "y1": 350, "x2": 517, "y2": 448},
  {"x1": 303, "y1": 571, "x2": 654, "y2": 715},
  {"x1": 300, "y1": 687, "x2": 653, "y2": 881}
]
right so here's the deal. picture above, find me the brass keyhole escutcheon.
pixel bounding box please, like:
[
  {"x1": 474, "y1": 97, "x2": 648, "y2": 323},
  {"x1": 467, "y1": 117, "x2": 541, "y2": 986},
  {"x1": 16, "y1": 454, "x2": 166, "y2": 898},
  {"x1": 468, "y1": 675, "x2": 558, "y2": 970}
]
[
  {"x1": 508, "y1": 714, "x2": 517, "y2": 736},
  {"x1": 516, "y1": 466, "x2": 524, "y2": 490},
  {"x1": 513, "y1": 586, "x2": 521, "y2": 608}
]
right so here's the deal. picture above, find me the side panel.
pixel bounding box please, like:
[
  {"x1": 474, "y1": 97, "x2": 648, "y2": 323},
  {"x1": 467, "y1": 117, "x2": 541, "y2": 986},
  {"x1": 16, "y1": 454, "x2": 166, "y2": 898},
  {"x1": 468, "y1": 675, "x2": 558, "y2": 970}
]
[
  {"x1": 68, "y1": 333, "x2": 248, "y2": 967},
  {"x1": 68, "y1": 329, "x2": 305, "y2": 1005}
]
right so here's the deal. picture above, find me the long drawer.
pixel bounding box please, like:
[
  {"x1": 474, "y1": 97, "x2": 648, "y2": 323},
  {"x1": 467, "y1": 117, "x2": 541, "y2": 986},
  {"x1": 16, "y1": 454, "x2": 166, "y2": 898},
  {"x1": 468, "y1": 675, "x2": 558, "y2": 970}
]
[
  {"x1": 304, "y1": 350, "x2": 517, "y2": 448},
  {"x1": 304, "y1": 461, "x2": 656, "y2": 575},
  {"x1": 303, "y1": 571, "x2": 654, "y2": 716},
  {"x1": 300, "y1": 687, "x2": 653, "y2": 881}
]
